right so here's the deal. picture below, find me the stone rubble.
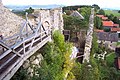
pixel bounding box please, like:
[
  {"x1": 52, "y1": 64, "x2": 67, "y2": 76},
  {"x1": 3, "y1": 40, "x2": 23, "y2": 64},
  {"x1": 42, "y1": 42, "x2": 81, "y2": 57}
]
[{"x1": 23, "y1": 53, "x2": 43, "y2": 77}]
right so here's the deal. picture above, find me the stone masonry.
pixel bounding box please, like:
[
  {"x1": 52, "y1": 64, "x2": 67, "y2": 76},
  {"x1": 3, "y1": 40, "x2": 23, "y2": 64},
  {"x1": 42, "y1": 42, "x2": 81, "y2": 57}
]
[
  {"x1": 22, "y1": 8, "x2": 64, "y2": 77},
  {"x1": 22, "y1": 52, "x2": 43, "y2": 78},
  {"x1": 33, "y1": 8, "x2": 64, "y2": 32},
  {"x1": 83, "y1": 8, "x2": 94, "y2": 62},
  {"x1": 0, "y1": 1, "x2": 25, "y2": 38},
  {"x1": 0, "y1": 1, "x2": 63, "y2": 38}
]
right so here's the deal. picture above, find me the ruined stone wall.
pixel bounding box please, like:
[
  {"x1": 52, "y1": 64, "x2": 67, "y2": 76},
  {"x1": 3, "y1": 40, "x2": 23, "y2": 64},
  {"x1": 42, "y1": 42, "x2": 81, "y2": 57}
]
[
  {"x1": 0, "y1": 1, "x2": 63, "y2": 38},
  {"x1": 34, "y1": 8, "x2": 64, "y2": 32},
  {"x1": 83, "y1": 8, "x2": 94, "y2": 62},
  {"x1": 51, "y1": 8, "x2": 64, "y2": 31},
  {"x1": 23, "y1": 52, "x2": 43, "y2": 78},
  {"x1": 0, "y1": 2, "x2": 25, "y2": 38},
  {"x1": 21, "y1": 8, "x2": 64, "y2": 77}
]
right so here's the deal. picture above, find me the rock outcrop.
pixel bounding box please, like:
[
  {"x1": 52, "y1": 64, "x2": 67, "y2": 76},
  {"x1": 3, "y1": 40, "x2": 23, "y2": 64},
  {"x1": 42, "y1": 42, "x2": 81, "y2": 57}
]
[{"x1": 0, "y1": 1, "x2": 24, "y2": 38}]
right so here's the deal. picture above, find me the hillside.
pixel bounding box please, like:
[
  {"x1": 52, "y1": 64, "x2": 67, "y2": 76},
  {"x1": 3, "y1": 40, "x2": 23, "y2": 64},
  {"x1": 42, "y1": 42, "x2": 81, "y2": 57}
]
[{"x1": 105, "y1": 10, "x2": 120, "y2": 17}]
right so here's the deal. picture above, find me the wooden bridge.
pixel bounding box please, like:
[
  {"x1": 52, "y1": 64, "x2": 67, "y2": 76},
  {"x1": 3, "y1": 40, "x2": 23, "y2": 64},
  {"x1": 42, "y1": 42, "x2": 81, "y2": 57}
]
[{"x1": 0, "y1": 14, "x2": 52, "y2": 80}]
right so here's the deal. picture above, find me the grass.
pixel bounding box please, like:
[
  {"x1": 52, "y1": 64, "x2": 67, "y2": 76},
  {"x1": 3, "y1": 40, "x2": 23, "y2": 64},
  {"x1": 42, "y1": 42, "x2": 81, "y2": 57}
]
[
  {"x1": 106, "y1": 52, "x2": 116, "y2": 67},
  {"x1": 104, "y1": 10, "x2": 120, "y2": 17},
  {"x1": 117, "y1": 42, "x2": 120, "y2": 46}
]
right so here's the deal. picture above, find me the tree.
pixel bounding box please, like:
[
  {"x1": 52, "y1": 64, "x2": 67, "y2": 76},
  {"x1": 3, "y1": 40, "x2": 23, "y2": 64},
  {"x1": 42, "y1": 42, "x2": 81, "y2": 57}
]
[
  {"x1": 92, "y1": 4, "x2": 100, "y2": 10},
  {"x1": 94, "y1": 16, "x2": 103, "y2": 29},
  {"x1": 64, "y1": 10, "x2": 71, "y2": 15},
  {"x1": 98, "y1": 9, "x2": 105, "y2": 15},
  {"x1": 78, "y1": 7, "x2": 91, "y2": 22},
  {"x1": 92, "y1": 4, "x2": 100, "y2": 12},
  {"x1": 25, "y1": 7, "x2": 34, "y2": 14},
  {"x1": 108, "y1": 14, "x2": 114, "y2": 20},
  {"x1": 79, "y1": 59, "x2": 99, "y2": 80},
  {"x1": 63, "y1": 14, "x2": 88, "y2": 39},
  {"x1": 63, "y1": 15, "x2": 87, "y2": 31},
  {"x1": 33, "y1": 30, "x2": 76, "y2": 80},
  {"x1": 91, "y1": 33, "x2": 99, "y2": 56},
  {"x1": 113, "y1": 16, "x2": 119, "y2": 24}
]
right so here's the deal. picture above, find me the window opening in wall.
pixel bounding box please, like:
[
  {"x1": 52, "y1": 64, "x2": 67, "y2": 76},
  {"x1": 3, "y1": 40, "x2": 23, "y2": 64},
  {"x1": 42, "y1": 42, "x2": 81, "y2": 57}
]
[{"x1": 118, "y1": 33, "x2": 120, "y2": 38}]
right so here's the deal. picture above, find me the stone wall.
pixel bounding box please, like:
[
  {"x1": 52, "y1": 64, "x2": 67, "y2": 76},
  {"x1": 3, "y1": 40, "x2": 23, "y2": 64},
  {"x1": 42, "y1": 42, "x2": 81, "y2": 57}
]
[
  {"x1": 19, "y1": 8, "x2": 64, "y2": 78},
  {"x1": 34, "y1": 8, "x2": 64, "y2": 32},
  {"x1": 0, "y1": 1, "x2": 63, "y2": 38},
  {"x1": 83, "y1": 8, "x2": 94, "y2": 62},
  {"x1": 22, "y1": 52, "x2": 43, "y2": 77},
  {"x1": 98, "y1": 40, "x2": 117, "y2": 50},
  {"x1": 0, "y1": 2, "x2": 24, "y2": 38}
]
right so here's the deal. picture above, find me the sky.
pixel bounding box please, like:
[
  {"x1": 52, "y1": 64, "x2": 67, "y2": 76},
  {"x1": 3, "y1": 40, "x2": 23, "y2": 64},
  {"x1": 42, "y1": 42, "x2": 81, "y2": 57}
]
[{"x1": 2, "y1": 0, "x2": 120, "y2": 9}]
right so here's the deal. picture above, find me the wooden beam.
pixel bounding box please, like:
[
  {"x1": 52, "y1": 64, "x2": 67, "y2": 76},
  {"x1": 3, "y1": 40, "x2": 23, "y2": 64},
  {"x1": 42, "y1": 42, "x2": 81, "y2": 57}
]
[
  {"x1": 1, "y1": 35, "x2": 51, "y2": 80},
  {"x1": 0, "y1": 41, "x2": 21, "y2": 57}
]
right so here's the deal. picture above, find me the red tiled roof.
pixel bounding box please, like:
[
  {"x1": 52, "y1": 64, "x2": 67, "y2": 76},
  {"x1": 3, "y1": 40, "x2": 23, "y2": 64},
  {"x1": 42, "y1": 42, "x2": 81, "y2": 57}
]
[
  {"x1": 94, "y1": 29, "x2": 104, "y2": 32},
  {"x1": 113, "y1": 24, "x2": 119, "y2": 27},
  {"x1": 96, "y1": 15, "x2": 108, "y2": 20},
  {"x1": 102, "y1": 21, "x2": 114, "y2": 27},
  {"x1": 102, "y1": 17, "x2": 108, "y2": 20},
  {"x1": 111, "y1": 28, "x2": 120, "y2": 32},
  {"x1": 96, "y1": 15, "x2": 104, "y2": 18}
]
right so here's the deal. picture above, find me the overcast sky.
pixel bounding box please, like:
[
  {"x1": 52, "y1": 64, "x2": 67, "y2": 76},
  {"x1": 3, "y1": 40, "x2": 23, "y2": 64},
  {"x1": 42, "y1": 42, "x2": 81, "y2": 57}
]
[{"x1": 2, "y1": 0, "x2": 120, "y2": 8}]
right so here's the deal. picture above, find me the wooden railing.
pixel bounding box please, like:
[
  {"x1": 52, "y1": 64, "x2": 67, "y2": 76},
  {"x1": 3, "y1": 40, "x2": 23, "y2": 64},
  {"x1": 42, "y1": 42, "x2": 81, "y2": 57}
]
[{"x1": 0, "y1": 15, "x2": 51, "y2": 80}]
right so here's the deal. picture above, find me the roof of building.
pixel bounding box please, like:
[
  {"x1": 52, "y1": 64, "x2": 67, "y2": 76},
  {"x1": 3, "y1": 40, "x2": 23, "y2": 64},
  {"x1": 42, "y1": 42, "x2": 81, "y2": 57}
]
[
  {"x1": 96, "y1": 15, "x2": 104, "y2": 18},
  {"x1": 113, "y1": 24, "x2": 119, "y2": 27},
  {"x1": 96, "y1": 15, "x2": 108, "y2": 20},
  {"x1": 70, "y1": 11, "x2": 84, "y2": 19},
  {"x1": 102, "y1": 21, "x2": 114, "y2": 27},
  {"x1": 94, "y1": 29, "x2": 104, "y2": 32},
  {"x1": 102, "y1": 17, "x2": 108, "y2": 20},
  {"x1": 96, "y1": 32, "x2": 118, "y2": 42},
  {"x1": 111, "y1": 28, "x2": 120, "y2": 32}
]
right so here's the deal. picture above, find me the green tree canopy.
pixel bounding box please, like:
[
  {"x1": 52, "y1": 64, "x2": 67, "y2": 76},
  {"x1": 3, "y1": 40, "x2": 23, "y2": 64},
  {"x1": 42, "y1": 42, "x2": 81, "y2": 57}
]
[
  {"x1": 25, "y1": 7, "x2": 34, "y2": 14},
  {"x1": 113, "y1": 16, "x2": 119, "y2": 24},
  {"x1": 108, "y1": 14, "x2": 114, "y2": 20},
  {"x1": 98, "y1": 9, "x2": 105, "y2": 15},
  {"x1": 92, "y1": 4, "x2": 100, "y2": 10},
  {"x1": 78, "y1": 7, "x2": 91, "y2": 22},
  {"x1": 63, "y1": 15, "x2": 87, "y2": 31},
  {"x1": 92, "y1": 4, "x2": 100, "y2": 12},
  {"x1": 94, "y1": 16, "x2": 103, "y2": 29}
]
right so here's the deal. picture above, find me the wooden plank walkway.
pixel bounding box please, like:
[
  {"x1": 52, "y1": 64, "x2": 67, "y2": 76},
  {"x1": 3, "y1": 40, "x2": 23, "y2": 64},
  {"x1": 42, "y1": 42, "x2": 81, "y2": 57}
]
[{"x1": 0, "y1": 17, "x2": 51, "y2": 80}]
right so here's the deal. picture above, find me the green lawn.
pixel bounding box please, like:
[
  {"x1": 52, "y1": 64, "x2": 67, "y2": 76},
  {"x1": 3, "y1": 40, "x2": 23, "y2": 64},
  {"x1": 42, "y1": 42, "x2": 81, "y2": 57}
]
[
  {"x1": 104, "y1": 10, "x2": 120, "y2": 17},
  {"x1": 117, "y1": 42, "x2": 120, "y2": 46}
]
